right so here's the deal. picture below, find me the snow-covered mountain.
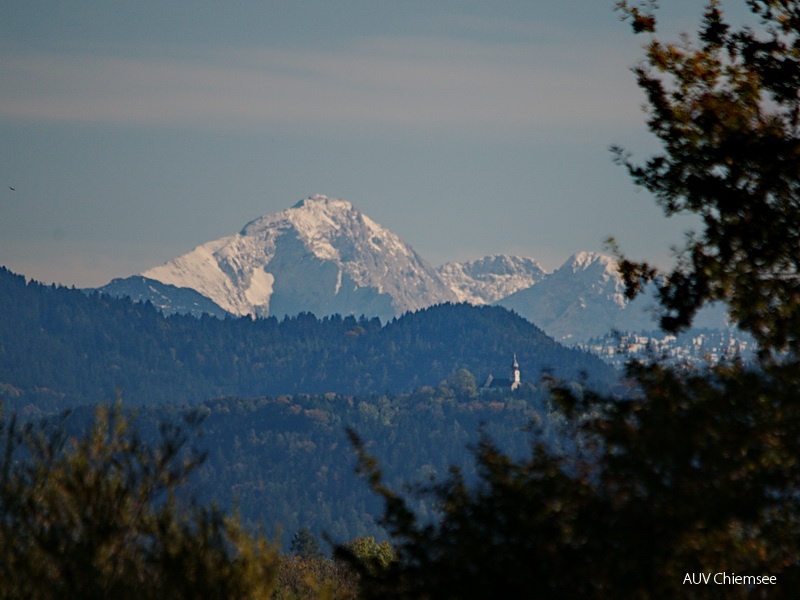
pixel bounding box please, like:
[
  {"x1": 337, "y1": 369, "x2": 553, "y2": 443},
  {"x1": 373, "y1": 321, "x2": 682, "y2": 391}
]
[
  {"x1": 496, "y1": 251, "x2": 730, "y2": 344},
  {"x1": 93, "y1": 195, "x2": 741, "y2": 362},
  {"x1": 436, "y1": 255, "x2": 546, "y2": 305},
  {"x1": 135, "y1": 195, "x2": 456, "y2": 322}
]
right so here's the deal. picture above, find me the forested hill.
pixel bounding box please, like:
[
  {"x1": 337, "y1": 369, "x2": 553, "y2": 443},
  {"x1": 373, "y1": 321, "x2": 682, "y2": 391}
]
[{"x1": 0, "y1": 266, "x2": 616, "y2": 411}]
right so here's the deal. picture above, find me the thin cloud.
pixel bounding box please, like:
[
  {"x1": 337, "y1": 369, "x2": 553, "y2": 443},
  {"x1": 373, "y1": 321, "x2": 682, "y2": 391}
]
[{"x1": 0, "y1": 35, "x2": 641, "y2": 131}]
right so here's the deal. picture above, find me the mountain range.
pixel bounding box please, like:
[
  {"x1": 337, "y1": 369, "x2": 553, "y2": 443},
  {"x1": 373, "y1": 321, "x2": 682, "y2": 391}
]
[
  {"x1": 96, "y1": 194, "x2": 734, "y2": 346},
  {"x1": 136, "y1": 195, "x2": 455, "y2": 322},
  {"x1": 0, "y1": 266, "x2": 618, "y2": 410}
]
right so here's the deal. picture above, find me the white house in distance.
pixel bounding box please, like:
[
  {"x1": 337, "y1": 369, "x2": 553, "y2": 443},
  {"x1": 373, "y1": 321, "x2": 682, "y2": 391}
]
[{"x1": 481, "y1": 354, "x2": 521, "y2": 392}]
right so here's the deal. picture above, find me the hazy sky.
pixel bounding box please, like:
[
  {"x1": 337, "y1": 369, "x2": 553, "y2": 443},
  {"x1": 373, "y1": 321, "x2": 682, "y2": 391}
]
[{"x1": 1, "y1": 1, "x2": 724, "y2": 287}]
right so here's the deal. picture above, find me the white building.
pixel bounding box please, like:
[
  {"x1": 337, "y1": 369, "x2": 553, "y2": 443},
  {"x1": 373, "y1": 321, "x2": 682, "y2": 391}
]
[{"x1": 481, "y1": 354, "x2": 521, "y2": 392}]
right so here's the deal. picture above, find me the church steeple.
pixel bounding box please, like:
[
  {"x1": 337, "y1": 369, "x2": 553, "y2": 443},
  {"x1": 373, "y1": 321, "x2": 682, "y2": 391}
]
[
  {"x1": 479, "y1": 354, "x2": 522, "y2": 393},
  {"x1": 511, "y1": 354, "x2": 520, "y2": 390}
]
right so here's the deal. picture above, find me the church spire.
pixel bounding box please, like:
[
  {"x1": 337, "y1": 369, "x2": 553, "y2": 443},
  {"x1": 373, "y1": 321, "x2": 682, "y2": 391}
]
[{"x1": 511, "y1": 354, "x2": 520, "y2": 390}]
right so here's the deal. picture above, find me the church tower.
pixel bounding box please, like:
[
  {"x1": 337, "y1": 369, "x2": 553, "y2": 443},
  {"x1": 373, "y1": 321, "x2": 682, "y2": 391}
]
[
  {"x1": 480, "y1": 354, "x2": 522, "y2": 393},
  {"x1": 511, "y1": 354, "x2": 520, "y2": 391}
]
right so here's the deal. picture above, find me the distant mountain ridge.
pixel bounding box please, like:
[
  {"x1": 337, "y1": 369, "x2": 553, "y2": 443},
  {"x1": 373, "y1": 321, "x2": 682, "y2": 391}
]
[
  {"x1": 495, "y1": 251, "x2": 732, "y2": 344},
  {"x1": 436, "y1": 255, "x2": 546, "y2": 305},
  {"x1": 92, "y1": 195, "x2": 737, "y2": 352},
  {"x1": 495, "y1": 252, "x2": 659, "y2": 343},
  {"x1": 0, "y1": 266, "x2": 617, "y2": 410},
  {"x1": 97, "y1": 276, "x2": 228, "y2": 319}
]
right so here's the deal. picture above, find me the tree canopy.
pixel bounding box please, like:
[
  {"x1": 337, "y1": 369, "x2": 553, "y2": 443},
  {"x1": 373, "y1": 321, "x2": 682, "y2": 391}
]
[
  {"x1": 0, "y1": 402, "x2": 282, "y2": 599},
  {"x1": 339, "y1": 2, "x2": 800, "y2": 598},
  {"x1": 612, "y1": 0, "x2": 800, "y2": 355}
]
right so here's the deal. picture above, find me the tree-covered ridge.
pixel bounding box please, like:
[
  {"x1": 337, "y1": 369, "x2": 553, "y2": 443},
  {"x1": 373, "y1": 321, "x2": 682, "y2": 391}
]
[
  {"x1": 57, "y1": 378, "x2": 565, "y2": 554},
  {"x1": 4, "y1": 384, "x2": 562, "y2": 598},
  {"x1": 331, "y1": 3, "x2": 800, "y2": 597},
  {"x1": 0, "y1": 266, "x2": 616, "y2": 412}
]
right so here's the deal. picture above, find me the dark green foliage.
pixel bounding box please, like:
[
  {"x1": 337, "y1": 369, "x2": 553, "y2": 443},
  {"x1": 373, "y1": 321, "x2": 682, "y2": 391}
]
[
  {"x1": 612, "y1": 0, "x2": 800, "y2": 355},
  {"x1": 0, "y1": 402, "x2": 281, "y2": 599},
  {"x1": 343, "y1": 431, "x2": 597, "y2": 599},
  {"x1": 343, "y1": 362, "x2": 800, "y2": 599},
  {"x1": 168, "y1": 384, "x2": 559, "y2": 551},
  {"x1": 291, "y1": 528, "x2": 324, "y2": 560},
  {"x1": 32, "y1": 382, "x2": 559, "y2": 556},
  {"x1": 587, "y1": 361, "x2": 800, "y2": 591},
  {"x1": 336, "y1": 3, "x2": 800, "y2": 598},
  {"x1": 0, "y1": 266, "x2": 616, "y2": 411}
]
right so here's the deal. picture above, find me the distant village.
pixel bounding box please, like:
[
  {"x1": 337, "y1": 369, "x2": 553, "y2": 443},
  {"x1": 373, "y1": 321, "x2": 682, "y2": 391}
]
[{"x1": 580, "y1": 329, "x2": 755, "y2": 370}]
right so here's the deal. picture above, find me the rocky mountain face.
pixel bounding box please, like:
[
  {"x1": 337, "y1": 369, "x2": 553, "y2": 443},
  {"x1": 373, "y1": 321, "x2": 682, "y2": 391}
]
[
  {"x1": 126, "y1": 195, "x2": 456, "y2": 323},
  {"x1": 495, "y1": 251, "x2": 731, "y2": 344},
  {"x1": 436, "y1": 255, "x2": 546, "y2": 305},
  {"x1": 96, "y1": 276, "x2": 228, "y2": 319},
  {"x1": 496, "y1": 252, "x2": 658, "y2": 343},
  {"x1": 94, "y1": 196, "x2": 738, "y2": 360}
]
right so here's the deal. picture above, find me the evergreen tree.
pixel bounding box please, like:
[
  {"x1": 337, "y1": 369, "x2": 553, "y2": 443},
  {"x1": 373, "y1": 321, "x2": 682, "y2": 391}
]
[
  {"x1": 340, "y1": 3, "x2": 800, "y2": 598},
  {"x1": 290, "y1": 527, "x2": 324, "y2": 560},
  {"x1": 0, "y1": 402, "x2": 281, "y2": 599},
  {"x1": 612, "y1": 0, "x2": 800, "y2": 356}
]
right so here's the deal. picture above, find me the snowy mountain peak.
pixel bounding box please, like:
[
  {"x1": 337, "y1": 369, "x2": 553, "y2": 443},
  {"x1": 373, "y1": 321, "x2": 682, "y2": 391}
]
[
  {"x1": 99, "y1": 208, "x2": 740, "y2": 359},
  {"x1": 437, "y1": 255, "x2": 547, "y2": 305},
  {"x1": 496, "y1": 251, "x2": 653, "y2": 343},
  {"x1": 561, "y1": 251, "x2": 617, "y2": 275},
  {"x1": 496, "y1": 250, "x2": 734, "y2": 345},
  {"x1": 291, "y1": 193, "x2": 350, "y2": 210},
  {"x1": 141, "y1": 195, "x2": 456, "y2": 321},
  {"x1": 243, "y1": 195, "x2": 354, "y2": 235}
]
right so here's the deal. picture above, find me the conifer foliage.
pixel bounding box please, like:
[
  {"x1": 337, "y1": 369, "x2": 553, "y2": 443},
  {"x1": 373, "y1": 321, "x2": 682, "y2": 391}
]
[
  {"x1": 612, "y1": 0, "x2": 800, "y2": 355},
  {"x1": 340, "y1": 2, "x2": 800, "y2": 598},
  {"x1": 0, "y1": 402, "x2": 281, "y2": 599}
]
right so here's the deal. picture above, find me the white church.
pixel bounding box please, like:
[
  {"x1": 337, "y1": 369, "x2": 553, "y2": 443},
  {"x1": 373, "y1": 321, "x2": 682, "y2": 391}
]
[{"x1": 481, "y1": 354, "x2": 521, "y2": 392}]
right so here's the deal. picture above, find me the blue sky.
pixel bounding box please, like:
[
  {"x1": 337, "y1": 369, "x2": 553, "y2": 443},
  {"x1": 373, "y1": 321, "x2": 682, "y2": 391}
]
[{"x1": 0, "y1": 1, "x2": 720, "y2": 287}]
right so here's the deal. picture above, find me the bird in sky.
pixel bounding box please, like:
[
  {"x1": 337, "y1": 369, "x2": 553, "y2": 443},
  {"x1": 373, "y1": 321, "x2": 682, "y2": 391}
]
[{"x1": 8, "y1": 187, "x2": 15, "y2": 191}]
